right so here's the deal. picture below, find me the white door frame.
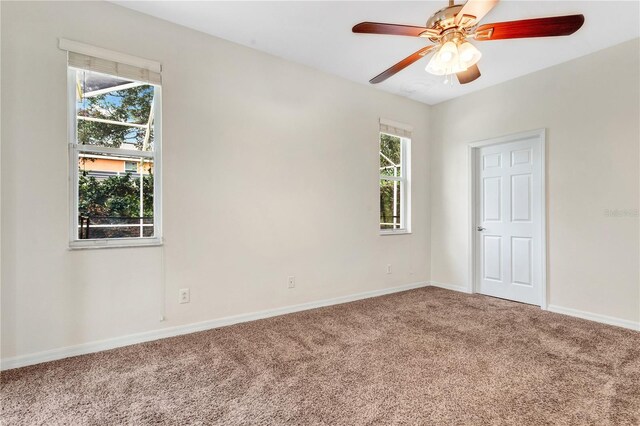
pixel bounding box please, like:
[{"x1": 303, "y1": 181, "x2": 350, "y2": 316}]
[{"x1": 467, "y1": 129, "x2": 547, "y2": 309}]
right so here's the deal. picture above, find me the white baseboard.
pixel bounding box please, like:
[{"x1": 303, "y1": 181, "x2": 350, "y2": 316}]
[
  {"x1": 429, "y1": 281, "x2": 472, "y2": 294},
  {"x1": 429, "y1": 282, "x2": 639, "y2": 332},
  {"x1": 1, "y1": 281, "x2": 429, "y2": 371},
  {"x1": 547, "y1": 304, "x2": 640, "y2": 331}
]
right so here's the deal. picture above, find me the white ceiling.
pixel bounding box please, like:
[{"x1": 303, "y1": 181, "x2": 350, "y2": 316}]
[{"x1": 113, "y1": 1, "x2": 640, "y2": 105}]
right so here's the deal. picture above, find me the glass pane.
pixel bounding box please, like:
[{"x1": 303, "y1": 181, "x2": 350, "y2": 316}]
[
  {"x1": 78, "y1": 153, "x2": 154, "y2": 239},
  {"x1": 380, "y1": 133, "x2": 402, "y2": 178},
  {"x1": 380, "y1": 179, "x2": 403, "y2": 230},
  {"x1": 76, "y1": 69, "x2": 155, "y2": 151}
]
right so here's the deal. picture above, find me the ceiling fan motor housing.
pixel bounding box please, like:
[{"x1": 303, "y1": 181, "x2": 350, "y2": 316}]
[{"x1": 425, "y1": 5, "x2": 466, "y2": 41}]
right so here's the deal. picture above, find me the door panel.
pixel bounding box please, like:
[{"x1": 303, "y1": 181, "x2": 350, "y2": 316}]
[
  {"x1": 511, "y1": 174, "x2": 532, "y2": 222},
  {"x1": 483, "y1": 235, "x2": 502, "y2": 281},
  {"x1": 483, "y1": 152, "x2": 502, "y2": 169},
  {"x1": 475, "y1": 136, "x2": 542, "y2": 305},
  {"x1": 483, "y1": 177, "x2": 502, "y2": 221},
  {"x1": 510, "y1": 148, "x2": 532, "y2": 166},
  {"x1": 511, "y1": 237, "x2": 532, "y2": 286}
]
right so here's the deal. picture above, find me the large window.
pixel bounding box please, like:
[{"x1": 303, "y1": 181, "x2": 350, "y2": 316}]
[
  {"x1": 67, "y1": 48, "x2": 162, "y2": 248},
  {"x1": 379, "y1": 131, "x2": 410, "y2": 234}
]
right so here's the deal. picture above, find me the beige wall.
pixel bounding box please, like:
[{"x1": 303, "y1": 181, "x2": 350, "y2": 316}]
[
  {"x1": 429, "y1": 38, "x2": 640, "y2": 323},
  {"x1": 1, "y1": 1, "x2": 431, "y2": 360},
  {"x1": 2, "y1": 1, "x2": 638, "y2": 364}
]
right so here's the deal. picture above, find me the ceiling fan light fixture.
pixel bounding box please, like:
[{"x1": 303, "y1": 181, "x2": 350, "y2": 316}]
[
  {"x1": 425, "y1": 52, "x2": 446, "y2": 75},
  {"x1": 458, "y1": 41, "x2": 482, "y2": 68},
  {"x1": 424, "y1": 55, "x2": 445, "y2": 75},
  {"x1": 425, "y1": 40, "x2": 467, "y2": 76},
  {"x1": 437, "y1": 41, "x2": 458, "y2": 64}
]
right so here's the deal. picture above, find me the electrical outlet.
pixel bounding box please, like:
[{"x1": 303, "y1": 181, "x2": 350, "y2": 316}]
[
  {"x1": 288, "y1": 276, "x2": 296, "y2": 289},
  {"x1": 178, "y1": 288, "x2": 190, "y2": 304},
  {"x1": 386, "y1": 264, "x2": 392, "y2": 274}
]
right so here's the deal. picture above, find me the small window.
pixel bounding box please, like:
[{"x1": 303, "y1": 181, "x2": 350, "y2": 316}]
[
  {"x1": 68, "y1": 53, "x2": 161, "y2": 248},
  {"x1": 380, "y1": 133, "x2": 410, "y2": 234},
  {"x1": 124, "y1": 161, "x2": 139, "y2": 173}
]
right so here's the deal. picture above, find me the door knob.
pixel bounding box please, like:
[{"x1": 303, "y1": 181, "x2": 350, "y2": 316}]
[{"x1": 477, "y1": 226, "x2": 486, "y2": 231}]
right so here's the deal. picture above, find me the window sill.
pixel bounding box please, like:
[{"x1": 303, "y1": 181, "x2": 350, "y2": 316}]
[
  {"x1": 69, "y1": 237, "x2": 163, "y2": 250},
  {"x1": 380, "y1": 230, "x2": 411, "y2": 236}
]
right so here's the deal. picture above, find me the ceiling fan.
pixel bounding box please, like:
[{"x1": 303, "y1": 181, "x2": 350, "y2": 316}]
[{"x1": 352, "y1": 0, "x2": 585, "y2": 85}]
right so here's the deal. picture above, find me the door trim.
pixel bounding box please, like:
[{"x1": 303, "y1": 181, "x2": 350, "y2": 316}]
[{"x1": 467, "y1": 129, "x2": 547, "y2": 309}]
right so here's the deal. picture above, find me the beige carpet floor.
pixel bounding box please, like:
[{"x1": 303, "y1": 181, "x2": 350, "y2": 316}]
[{"x1": 2, "y1": 287, "x2": 639, "y2": 425}]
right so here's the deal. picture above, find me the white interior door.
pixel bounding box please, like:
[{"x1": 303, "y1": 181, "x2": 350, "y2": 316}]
[{"x1": 474, "y1": 134, "x2": 543, "y2": 306}]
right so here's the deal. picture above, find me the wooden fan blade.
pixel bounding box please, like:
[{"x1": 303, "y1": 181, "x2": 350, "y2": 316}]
[
  {"x1": 455, "y1": 0, "x2": 499, "y2": 26},
  {"x1": 474, "y1": 14, "x2": 585, "y2": 41},
  {"x1": 370, "y1": 46, "x2": 436, "y2": 84},
  {"x1": 456, "y1": 64, "x2": 481, "y2": 84},
  {"x1": 352, "y1": 22, "x2": 437, "y2": 38}
]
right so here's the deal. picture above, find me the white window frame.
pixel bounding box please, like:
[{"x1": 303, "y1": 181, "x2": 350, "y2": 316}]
[
  {"x1": 379, "y1": 132, "x2": 411, "y2": 235},
  {"x1": 67, "y1": 68, "x2": 163, "y2": 249}
]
